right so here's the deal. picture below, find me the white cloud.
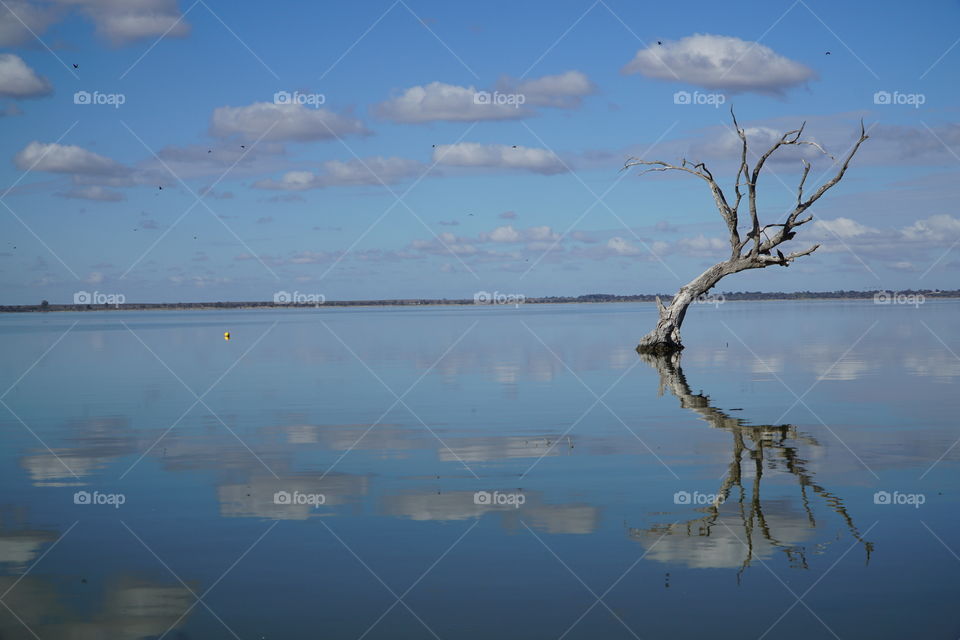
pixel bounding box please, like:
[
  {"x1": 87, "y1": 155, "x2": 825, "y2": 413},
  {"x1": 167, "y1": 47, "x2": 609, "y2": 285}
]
[
  {"x1": 320, "y1": 156, "x2": 420, "y2": 186},
  {"x1": 864, "y1": 123, "x2": 960, "y2": 166},
  {"x1": 622, "y1": 34, "x2": 815, "y2": 95},
  {"x1": 0, "y1": 54, "x2": 52, "y2": 98},
  {"x1": 807, "y1": 214, "x2": 960, "y2": 268},
  {"x1": 0, "y1": 1, "x2": 59, "y2": 46},
  {"x1": 501, "y1": 70, "x2": 596, "y2": 108},
  {"x1": 373, "y1": 81, "x2": 529, "y2": 123},
  {"x1": 434, "y1": 143, "x2": 566, "y2": 175},
  {"x1": 607, "y1": 236, "x2": 641, "y2": 255},
  {"x1": 373, "y1": 72, "x2": 593, "y2": 123},
  {"x1": 256, "y1": 171, "x2": 317, "y2": 191},
  {"x1": 812, "y1": 217, "x2": 877, "y2": 239},
  {"x1": 889, "y1": 261, "x2": 915, "y2": 272},
  {"x1": 210, "y1": 102, "x2": 368, "y2": 142},
  {"x1": 14, "y1": 141, "x2": 128, "y2": 176},
  {"x1": 140, "y1": 141, "x2": 288, "y2": 182},
  {"x1": 58, "y1": 185, "x2": 125, "y2": 201},
  {"x1": 407, "y1": 225, "x2": 561, "y2": 262},
  {"x1": 410, "y1": 237, "x2": 480, "y2": 256},
  {"x1": 695, "y1": 125, "x2": 828, "y2": 164},
  {"x1": 477, "y1": 225, "x2": 560, "y2": 244},
  {"x1": 0, "y1": 0, "x2": 190, "y2": 46},
  {"x1": 526, "y1": 225, "x2": 559, "y2": 242},
  {"x1": 253, "y1": 156, "x2": 422, "y2": 191},
  {"x1": 901, "y1": 214, "x2": 960, "y2": 242},
  {"x1": 486, "y1": 225, "x2": 521, "y2": 243},
  {"x1": 89, "y1": 3, "x2": 191, "y2": 45},
  {"x1": 677, "y1": 234, "x2": 727, "y2": 253}
]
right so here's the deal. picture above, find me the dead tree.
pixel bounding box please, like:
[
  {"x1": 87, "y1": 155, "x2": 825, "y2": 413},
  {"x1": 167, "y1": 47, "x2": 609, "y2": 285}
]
[{"x1": 625, "y1": 110, "x2": 869, "y2": 354}]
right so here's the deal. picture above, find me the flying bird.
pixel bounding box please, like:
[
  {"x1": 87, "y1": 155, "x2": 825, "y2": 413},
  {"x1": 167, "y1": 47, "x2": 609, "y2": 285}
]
[
  {"x1": 240, "y1": 145, "x2": 246, "y2": 149},
  {"x1": 512, "y1": 145, "x2": 517, "y2": 148},
  {"x1": 158, "y1": 186, "x2": 162, "y2": 190},
  {"x1": 72, "y1": 63, "x2": 79, "y2": 69},
  {"x1": 777, "y1": 249, "x2": 786, "y2": 263},
  {"x1": 657, "y1": 41, "x2": 662, "y2": 45},
  {"x1": 825, "y1": 51, "x2": 831, "y2": 55}
]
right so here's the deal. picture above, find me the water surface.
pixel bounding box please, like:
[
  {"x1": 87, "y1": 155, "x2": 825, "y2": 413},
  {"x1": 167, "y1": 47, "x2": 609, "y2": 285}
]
[{"x1": 1, "y1": 301, "x2": 958, "y2": 639}]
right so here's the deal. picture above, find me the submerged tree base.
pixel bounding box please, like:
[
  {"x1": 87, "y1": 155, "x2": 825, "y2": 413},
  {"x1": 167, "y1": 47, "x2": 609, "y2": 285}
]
[
  {"x1": 623, "y1": 111, "x2": 869, "y2": 354},
  {"x1": 635, "y1": 339, "x2": 684, "y2": 355}
]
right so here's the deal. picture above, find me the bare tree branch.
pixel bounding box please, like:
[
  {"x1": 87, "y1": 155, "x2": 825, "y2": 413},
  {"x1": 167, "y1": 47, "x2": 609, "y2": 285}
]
[
  {"x1": 797, "y1": 120, "x2": 869, "y2": 212},
  {"x1": 631, "y1": 110, "x2": 868, "y2": 354},
  {"x1": 623, "y1": 155, "x2": 742, "y2": 255},
  {"x1": 797, "y1": 159, "x2": 811, "y2": 206}
]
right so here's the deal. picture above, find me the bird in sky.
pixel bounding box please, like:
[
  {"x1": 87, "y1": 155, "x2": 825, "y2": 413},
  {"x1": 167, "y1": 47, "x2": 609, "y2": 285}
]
[
  {"x1": 657, "y1": 41, "x2": 662, "y2": 45},
  {"x1": 72, "y1": 63, "x2": 79, "y2": 69},
  {"x1": 825, "y1": 51, "x2": 831, "y2": 55}
]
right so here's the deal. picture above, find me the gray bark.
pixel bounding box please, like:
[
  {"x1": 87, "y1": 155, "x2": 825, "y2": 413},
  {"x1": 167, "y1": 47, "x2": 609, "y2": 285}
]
[{"x1": 626, "y1": 111, "x2": 869, "y2": 353}]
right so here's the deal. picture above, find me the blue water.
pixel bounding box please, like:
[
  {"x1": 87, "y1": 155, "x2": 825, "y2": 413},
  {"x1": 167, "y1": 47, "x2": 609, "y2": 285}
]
[{"x1": 1, "y1": 301, "x2": 958, "y2": 639}]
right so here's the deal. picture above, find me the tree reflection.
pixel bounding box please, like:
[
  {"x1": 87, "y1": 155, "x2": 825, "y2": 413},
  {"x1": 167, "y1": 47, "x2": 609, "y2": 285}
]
[{"x1": 630, "y1": 352, "x2": 873, "y2": 578}]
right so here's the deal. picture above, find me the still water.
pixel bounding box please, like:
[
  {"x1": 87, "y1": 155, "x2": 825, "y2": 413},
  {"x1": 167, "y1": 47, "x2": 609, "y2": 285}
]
[{"x1": 1, "y1": 301, "x2": 958, "y2": 639}]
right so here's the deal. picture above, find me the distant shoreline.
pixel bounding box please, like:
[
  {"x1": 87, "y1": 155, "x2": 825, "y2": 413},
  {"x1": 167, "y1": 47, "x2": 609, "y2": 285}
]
[{"x1": 2, "y1": 290, "x2": 957, "y2": 313}]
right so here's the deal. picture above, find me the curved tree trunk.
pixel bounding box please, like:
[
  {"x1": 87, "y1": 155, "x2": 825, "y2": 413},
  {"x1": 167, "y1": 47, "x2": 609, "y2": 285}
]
[
  {"x1": 637, "y1": 260, "x2": 749, "y2": 354},
  {"x1": 626, "y1": 111, "x2": 869, "y2": 354}
]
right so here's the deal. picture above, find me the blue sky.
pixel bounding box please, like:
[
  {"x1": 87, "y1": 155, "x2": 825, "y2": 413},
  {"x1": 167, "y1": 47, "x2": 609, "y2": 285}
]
[{"x1": 1, "y1": 0, "x2": 958, "y2": 304}]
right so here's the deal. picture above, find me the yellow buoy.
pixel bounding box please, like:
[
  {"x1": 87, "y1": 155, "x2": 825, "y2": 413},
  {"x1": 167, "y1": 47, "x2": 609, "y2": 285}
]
[{"x1": 224, "y1": 331, "x2": 230, "y2": 340}]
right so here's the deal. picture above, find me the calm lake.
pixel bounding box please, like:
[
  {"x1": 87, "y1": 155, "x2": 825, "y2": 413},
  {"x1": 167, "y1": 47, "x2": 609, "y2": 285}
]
[{"x1": 1, "y1": 301, "x2": 958, "y2": 639}]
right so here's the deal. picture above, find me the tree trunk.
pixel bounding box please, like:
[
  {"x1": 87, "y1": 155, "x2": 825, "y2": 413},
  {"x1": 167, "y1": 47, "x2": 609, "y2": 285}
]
[
  {"x1": 625, "y1": 112, "x2": 868, "y2": 354},
  {"x1": 637, "y1": 260, "x2": 748, "y2": 354}
]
